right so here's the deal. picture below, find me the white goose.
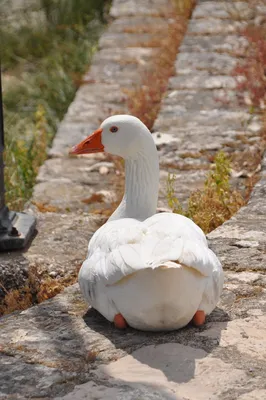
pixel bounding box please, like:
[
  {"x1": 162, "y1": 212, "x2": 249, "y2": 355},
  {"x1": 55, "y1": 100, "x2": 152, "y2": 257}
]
[{"x1": 70, "y1": 115, "x2": 223, "y2": 331}]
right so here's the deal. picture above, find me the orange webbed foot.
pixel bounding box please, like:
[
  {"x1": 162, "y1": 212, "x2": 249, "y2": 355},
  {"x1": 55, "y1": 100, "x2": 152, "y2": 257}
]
[
  {"x1": 114, "y1": 313, "x2": 127, "y2": 329},
  {"x1": 192, "y1": 310, "x2": 206, "y2": 327}
]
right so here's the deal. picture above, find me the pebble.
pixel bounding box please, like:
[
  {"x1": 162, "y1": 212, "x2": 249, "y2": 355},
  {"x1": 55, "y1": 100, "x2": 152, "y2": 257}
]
[{"x1": 99, "y1": 166, "x2": 109, "y2": 175}]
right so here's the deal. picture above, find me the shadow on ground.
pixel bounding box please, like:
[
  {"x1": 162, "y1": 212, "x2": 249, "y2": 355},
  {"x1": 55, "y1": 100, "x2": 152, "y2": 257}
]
[
  {"x1": 0, "y1": 282, "x2": 230, "y2": 399},
  {"x1": 83, "y1": 305, "x2": 229, "y2": 387}
]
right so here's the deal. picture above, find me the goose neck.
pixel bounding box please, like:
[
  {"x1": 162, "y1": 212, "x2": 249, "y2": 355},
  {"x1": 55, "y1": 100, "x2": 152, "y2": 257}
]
[{"x1": 109, "y1": 145, "x2": 159, "y2": 221}]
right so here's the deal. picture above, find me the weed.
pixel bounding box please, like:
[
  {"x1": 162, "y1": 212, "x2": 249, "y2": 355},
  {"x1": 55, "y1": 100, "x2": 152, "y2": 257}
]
[
  {"x1": 0, "y1": 265, "x2": 80, "y2": 316},
  {"x1": 174, "y1": 0, "x2": 194, "y2": 15},
  {"x1": 82, "y1": 193, "x2": 105, "y2": 204},
  {"x1": 167, "y1": 151, "x2": 245, "y2": 234},
  {"x1": 233, "y1": 25, "x2": 266, "y2": 110},
  {"x1": 2, "y1": 0, "x2": 109, "y2": 210},
  {"x1": 32, "y1": 201, "x2": 59, "y2": 213},
  {"x1": 4, "y1": 105, "x2": 50, "y2": 209},
  {"x1": 232, "y1": 13, "x2": 266, "y2": 198},
  {"x1": 0, "y1": 286, "x2": 33, "y2": 316},
  {"x1": 166, "y1": 174, "x2": 184, "y2": 214},
  {"x1": 96, "y1": 0, "x2": 195, "y2": 220},
  {"x1": 126, "y1": 1, "x2": 194, "y2": 129}
]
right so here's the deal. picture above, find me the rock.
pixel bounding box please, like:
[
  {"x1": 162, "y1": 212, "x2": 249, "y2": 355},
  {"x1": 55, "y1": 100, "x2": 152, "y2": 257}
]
[
  {"x1": 49, "y1": 271, "x2": 57, "y2": 278},
  {"x1": 56, "y1": 343, "x2": 248, "y2": 400},
  {"x1": 175, "y1": 52, "x2": 237, "y2": 75},
  {"x1": 49, "y1": 122, "x2": 97, "y2": 158},
  {"x1": 163, "y1": 88, "x2": 241, "y2": 110},
  {"x1": 93, "y1": 47, "x2": 155, "y2": 65},
  {"x1": 180, "y1": 35, "x2": 248, "y2": 57},
  {"x1": 110, "y1": 0, "x2": 172, "y2": 18},
  {"x1": 188, "y1": 18, "x2": 247, "y2": 35},
  {"x1": 238, "y1": 391, "x2": 266, "y2": 400},
  {"x1": 193, "y1": 1, "x2": 255, "y2": 20},
  {"x1": 99, "y1": 166, "x2": 109, "y2": 175},
  {"x1": 108, "y1": 16, "x2": 169, "y2": 34},
  {"x1": 0, "y1": 212, "x2": 104, "y2": 294},
  {"x1": 169, "y1": 73, "x2": 237, "y2": 90},
  {"x1": 99, "y1": 32, "x2": 162, "y2": 49},
  {"x1": 154, "y1": 110, "x2": 255, "y2": 132},
  {"x1": 0, "y1": 282, "x2": 266, "y2": 398}
]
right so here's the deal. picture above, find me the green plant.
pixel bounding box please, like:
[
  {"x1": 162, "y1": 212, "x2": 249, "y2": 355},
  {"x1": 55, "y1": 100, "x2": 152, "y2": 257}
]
[
  {"x1": 167, "y1": 151, "x2": 244, "y2": 234},
  {"x1": 232, "y1": 13, "x2": 266, "y2": 201},
  {"x1": 4, "y1": 105, "x2": 49, "y2": 209},
  {"x1": 2, "y1": 0, "x2": 109, "y2": 209},
  {"x1": 166, "y1": 173, "x2": 183, "y2": 214},
  {"x1": 1, "y1": 0, "x2": 107, "y2": 69}
]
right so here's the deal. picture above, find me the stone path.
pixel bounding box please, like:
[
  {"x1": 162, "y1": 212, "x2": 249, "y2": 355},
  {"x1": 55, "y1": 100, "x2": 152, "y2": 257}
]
[
  {"x1": 1, "y1": 1, "x2": 266, "y2": 399},
  {"x1": 1, "y1": 0, "x2": 178, "y2": 291},
  {"x1": 155, "y1": 0, "x2": 264, "y2": 207}
]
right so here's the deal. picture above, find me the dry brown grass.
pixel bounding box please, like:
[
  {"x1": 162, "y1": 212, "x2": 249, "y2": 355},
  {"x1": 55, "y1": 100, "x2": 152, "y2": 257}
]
[
  {"x1": 234, "y1": 25, "x2": 266, "y2": 110},
  {"x1": 125, "y1": 1, "x2": 194, "y2": 129},
  {"x1": 32, "y1": 201, "x2": 59, "y2": 213},
  {"x1": 0, "y1": 283, "x2": 33, "y2": 315},
  {"x1": 232, "y1": 15, "x2": 266, "y2": 196},
  {"x1": 82, "y1": 193, "x2": 105, "y2": 204},
  {"x1": 0, "y1": 266, "x2": 80, "y2": 316}
]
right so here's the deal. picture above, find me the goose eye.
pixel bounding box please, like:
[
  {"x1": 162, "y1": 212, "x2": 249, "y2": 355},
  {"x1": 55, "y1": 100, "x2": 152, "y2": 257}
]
[{"x1": 110, "y1": 126, "x2": 118, "y2": 133}]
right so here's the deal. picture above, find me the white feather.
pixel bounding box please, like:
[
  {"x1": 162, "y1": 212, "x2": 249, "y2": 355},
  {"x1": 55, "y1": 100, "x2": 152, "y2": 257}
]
[
  {"x1": 79, "y1": 212, "x2": 223, "y2": 330},
  {"x1": 77, "y1": 115, "x2": 224, "y2": 331}
]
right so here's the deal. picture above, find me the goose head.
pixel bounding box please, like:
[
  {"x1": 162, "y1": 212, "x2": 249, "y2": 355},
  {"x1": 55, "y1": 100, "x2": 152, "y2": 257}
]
[
  {"x1": 70, "y1": 115, "x2": 159, "y2": 221},
  {"x1": 70, "y1": 115, "x2": 154, "y2": 159}
]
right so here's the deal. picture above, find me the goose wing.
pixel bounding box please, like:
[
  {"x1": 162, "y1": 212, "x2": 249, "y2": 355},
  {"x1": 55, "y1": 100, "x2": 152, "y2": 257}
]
[{"x1": 80, "y1": 213, "x2": 221, "y2": 290}]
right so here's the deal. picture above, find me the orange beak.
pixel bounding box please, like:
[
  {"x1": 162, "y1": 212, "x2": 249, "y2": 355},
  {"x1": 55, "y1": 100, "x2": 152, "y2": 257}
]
[{"x1": 69, "y1": 128, "x2": 104, "y2": 155}]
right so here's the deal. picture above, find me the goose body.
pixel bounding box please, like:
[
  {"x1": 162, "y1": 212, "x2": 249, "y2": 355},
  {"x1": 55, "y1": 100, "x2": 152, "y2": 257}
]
[{"x1": 71, "y1": 115, "x2": 223, "y2": 331}]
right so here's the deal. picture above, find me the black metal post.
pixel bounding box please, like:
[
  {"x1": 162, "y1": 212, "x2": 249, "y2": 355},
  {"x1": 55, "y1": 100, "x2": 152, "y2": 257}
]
[{"x1": 0, "y1": 70, "x2": 36, "y2": 251}]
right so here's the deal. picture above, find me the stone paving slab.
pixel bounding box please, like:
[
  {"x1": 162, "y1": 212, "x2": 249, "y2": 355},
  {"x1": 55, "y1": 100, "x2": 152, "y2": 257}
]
[
  {"x1": 162, "y1": 89, "x2": 242, "y2": 110},
  {"x1": 0, "y1": 212, "x2": 105, "y2": 293},
  {"x1": 99, "y1": 32, "x2": 163, "y2": 49},
  {"x1": 156, "y1": 127, "x2": 259, "y2": 155},
  {"x1": 36, "y1": 156, "x2": 112, "y2": 183},
  {"x1": 169, "y1": 73, "x2": 237, "y2": 90},
  {"x1": 155, "y1": 0, "x2": 264, "y2": 210},
  {"x1": 179, "y1": 34, "x2": 248, "y2": 56},
  {"x1": 1, "y1": 270, "x2": 265, "y2": 399},
  {"x1": 187, "y1": 18, "x2": 247, "y2": 35},
  {"x1": 110, "y1": 0, "x2": 171, "y2": 18},
  {"x1": 154, "y1": 110, "x2": 255, "y2": 132},
  {"x1": 192, "y1": 1, "x2": 255, "y2": 20},
  {"x1": 93, "y1": 47, "x2": 155, "y2": 64},
  {"x1": 108, "y1": 16, "x2": 171, "y2": 34},
  {"x1": 175, "y1": 52, "x2": 238, "y2": 75},
  {"x1": 49, "y1": 122, "x2": 99, "y2": 158},
  {"x1": 208, "y1": 157, "x2": 266, "y2": 273}
]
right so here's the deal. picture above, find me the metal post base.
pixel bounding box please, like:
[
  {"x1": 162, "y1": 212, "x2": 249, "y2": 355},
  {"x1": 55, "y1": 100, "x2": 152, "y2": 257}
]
[{"x1": 0, "y1": 210, "x2": 36, "y2": 251}]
